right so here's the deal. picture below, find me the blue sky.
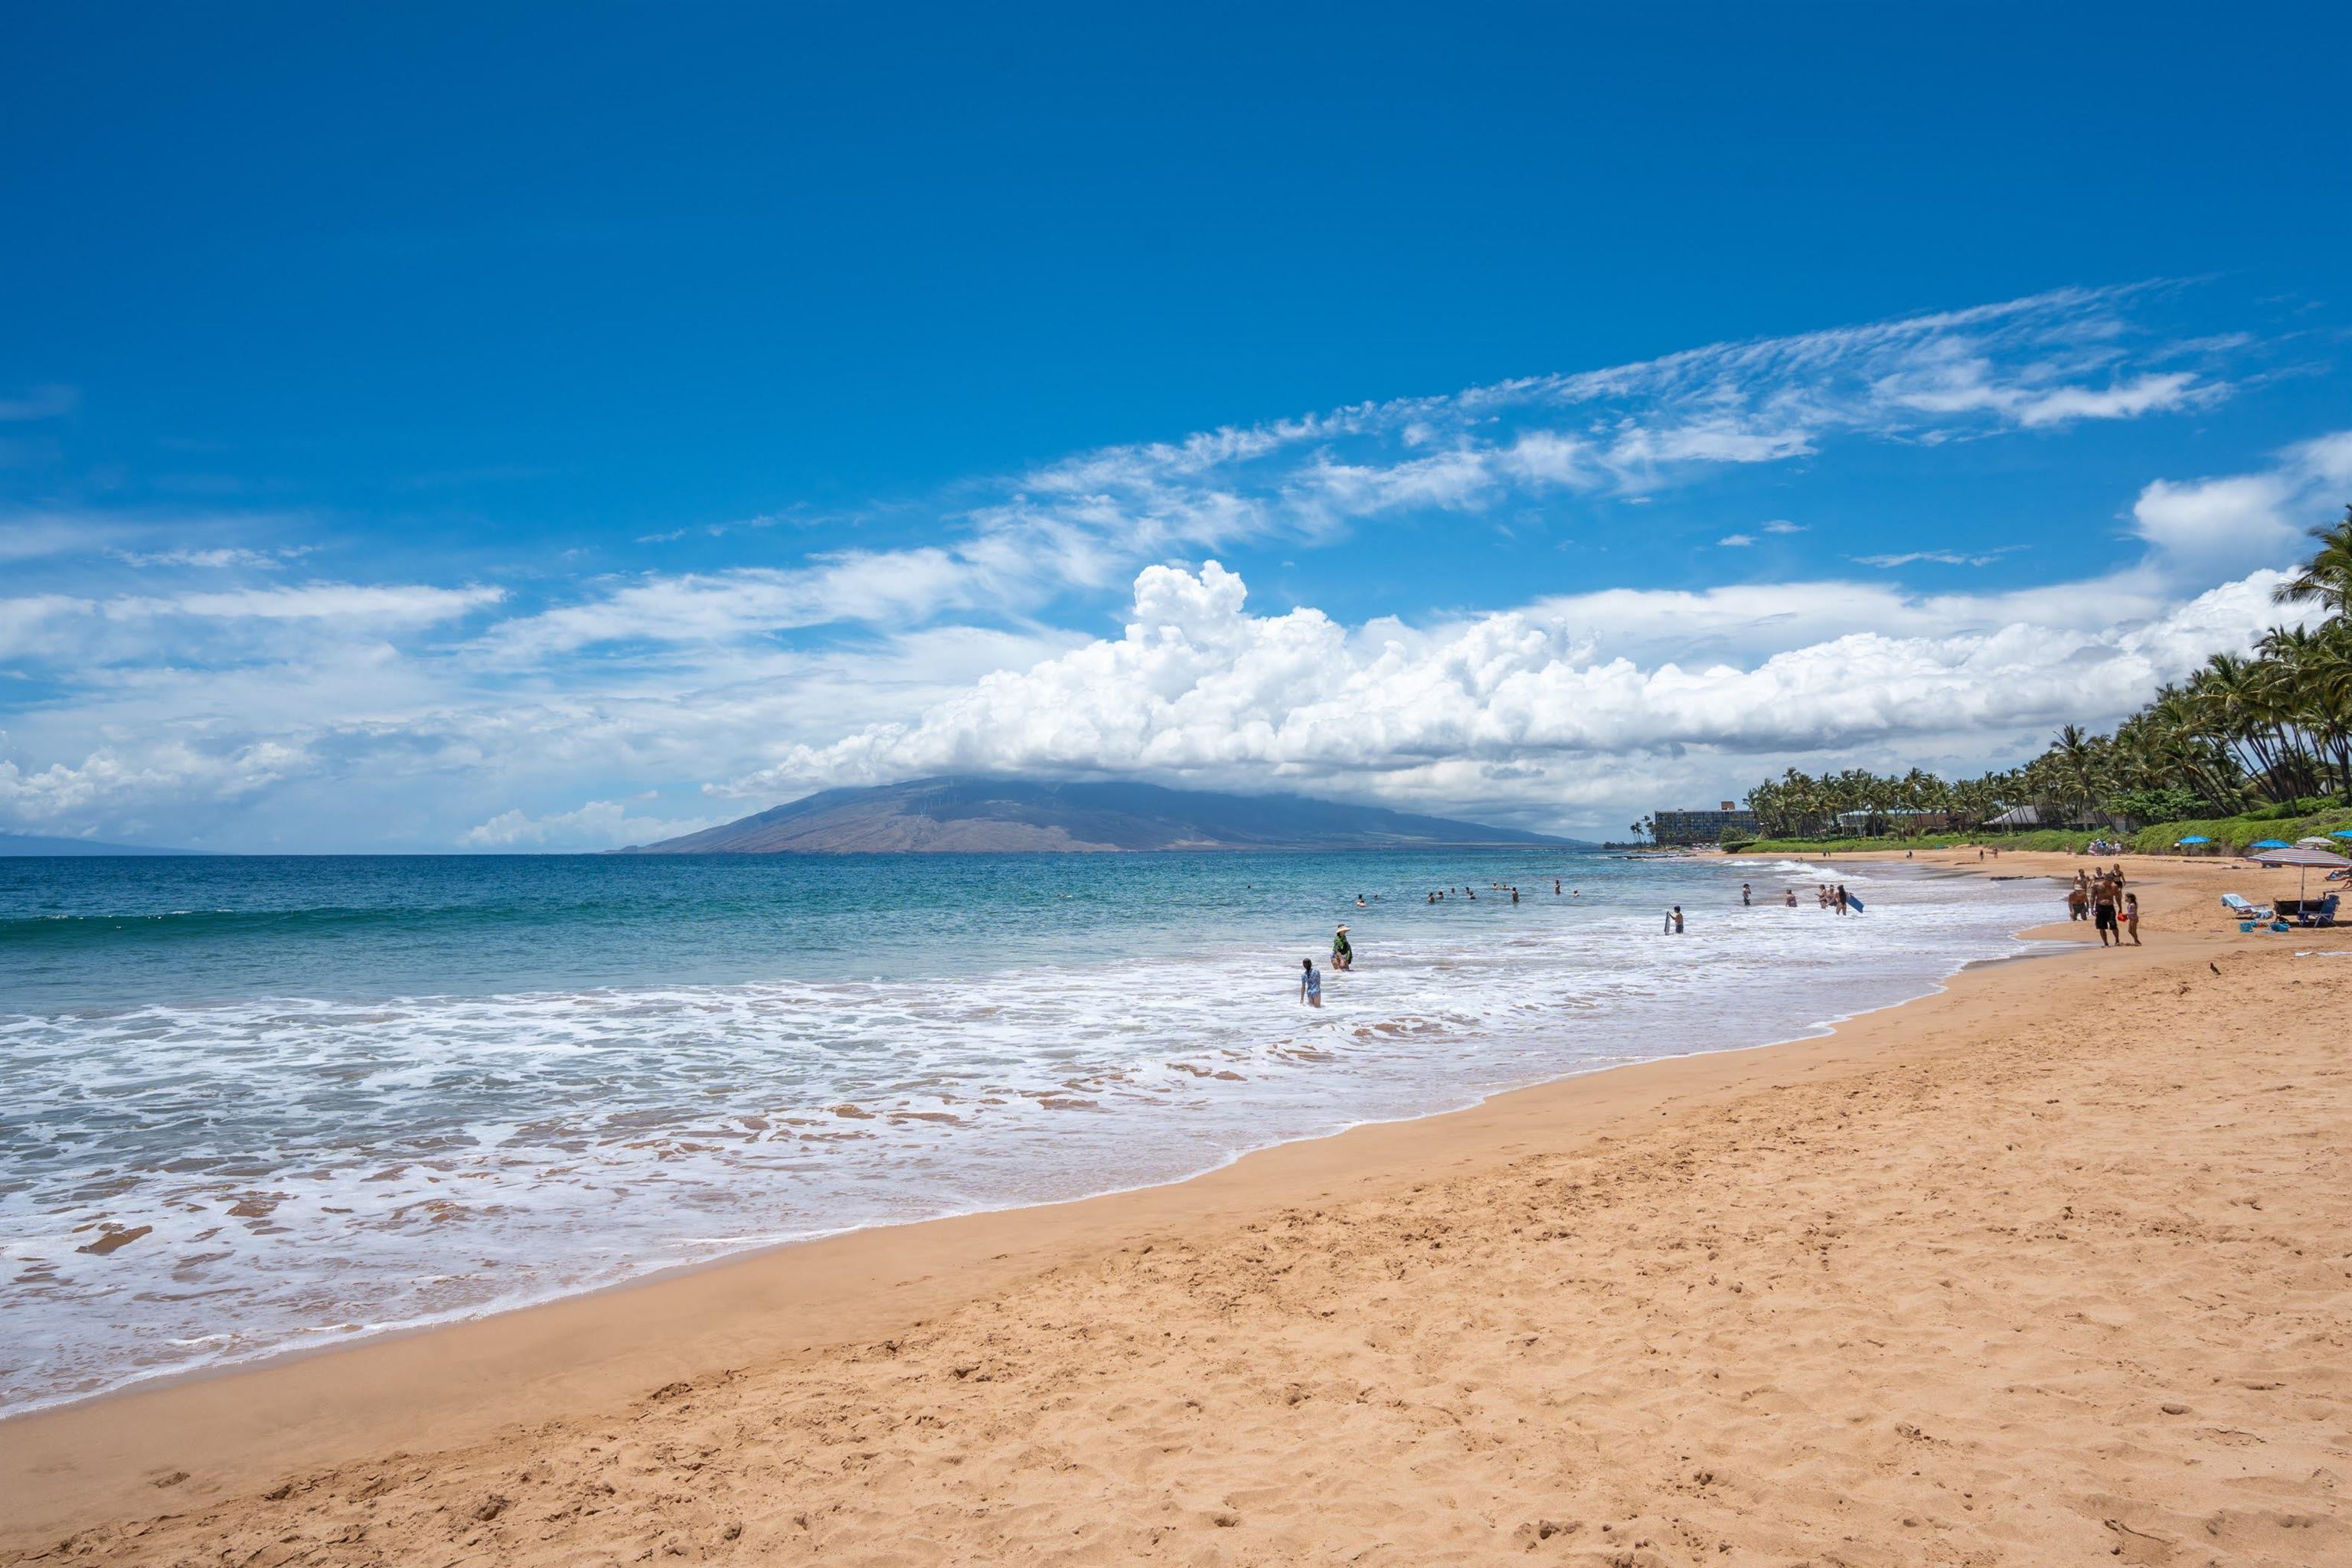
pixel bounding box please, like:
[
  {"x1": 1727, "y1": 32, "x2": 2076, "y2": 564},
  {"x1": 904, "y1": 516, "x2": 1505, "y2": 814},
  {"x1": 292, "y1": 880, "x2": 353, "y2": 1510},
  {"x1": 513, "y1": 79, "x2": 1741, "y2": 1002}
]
[{"x1": 4, "y1": 4, "x2": 2349, "y2": 848}]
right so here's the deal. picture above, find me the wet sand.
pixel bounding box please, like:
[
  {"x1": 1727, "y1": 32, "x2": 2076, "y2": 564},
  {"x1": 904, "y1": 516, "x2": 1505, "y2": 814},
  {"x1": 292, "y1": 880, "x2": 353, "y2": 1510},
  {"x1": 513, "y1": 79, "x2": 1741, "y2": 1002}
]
[{"x1": 5, "y1": 850, "x2": 2347, "y2": 1564}]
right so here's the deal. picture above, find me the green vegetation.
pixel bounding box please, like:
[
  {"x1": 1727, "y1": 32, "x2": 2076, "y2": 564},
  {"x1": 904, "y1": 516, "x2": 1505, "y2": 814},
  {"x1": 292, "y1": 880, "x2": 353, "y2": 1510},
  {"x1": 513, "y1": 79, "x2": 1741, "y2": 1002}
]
[
  {"x1": 1734, "y1": 506, "x2": 2352, "y2": 847},
  {"x1": 1744, "y1": 802, "x2": 2352, "y2": 858}
]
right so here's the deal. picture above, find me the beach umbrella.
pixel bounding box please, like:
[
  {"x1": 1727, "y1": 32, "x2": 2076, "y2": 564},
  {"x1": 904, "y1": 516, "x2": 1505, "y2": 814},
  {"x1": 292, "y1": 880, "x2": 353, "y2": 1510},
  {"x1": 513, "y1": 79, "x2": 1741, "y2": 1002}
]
[
  {"x1": 2333, "y1": 829, "x2": 2352, "y2": 840},
  {"x1": 2176, "y1": 835, "x2": 2210, "y2": 846},
  {"x1": 2250, "y1": 838, "x2": 2292, "y2": 849},
  {"x1": 2253, "y1": 844, "x2": 2352, "y2": 910},
  {"x1": 2297, "y1": 836, "x2": 2337, "y2": 850}
]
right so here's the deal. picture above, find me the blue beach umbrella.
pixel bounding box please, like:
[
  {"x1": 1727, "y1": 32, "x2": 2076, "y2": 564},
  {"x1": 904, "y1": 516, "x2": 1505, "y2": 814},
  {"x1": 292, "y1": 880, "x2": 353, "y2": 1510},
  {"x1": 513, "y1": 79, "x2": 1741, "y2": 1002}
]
[
  {"x1": 2176, "y1": 835, "x2": 2210, "y2": 844},
  {"x1": 2332, "y1": 829, "x2": 2352, "y2": 840},
  {"x1": 2250, "y1": 838, "x2": 2292, "y2": 849}
]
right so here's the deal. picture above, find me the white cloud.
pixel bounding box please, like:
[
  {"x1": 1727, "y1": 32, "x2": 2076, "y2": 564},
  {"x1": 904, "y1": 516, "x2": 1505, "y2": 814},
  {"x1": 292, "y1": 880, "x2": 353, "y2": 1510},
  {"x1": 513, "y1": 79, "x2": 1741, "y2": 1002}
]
[
  {"x1": 2129, "y1": 430, "x2": 2352, "y2": 574},
  {"x1": 2015, "y1": 371, "x2": 2202, "y2": 426},
  {"x1": 110, "y1": 545, "x2": 311, "y2": 569},
  {"x1": 0, "y1": 384, "x2": 77, "y2": 421},
  {"x1": 165, "y1": 583, "x2": 504, "y2": 622},
  {"x1": 462, "y1": 796, "x2": 715, "y2": 849},
  {"x1": 1762, "y1": 519, "x2": 1805, "y2": 534},
  {"x1": 476, "y1": 550, "x2": 998, "y2": 662},
  {"x1": 1853, "y1": 549, "x2": 2014, "y2": 569},
  {"x1": 2131, "y1": 475, "x2": 2296, "y2": 569},
  {"x1": 1718, "y1": 534, "x2": 1756, "y2": 547},
  {"x1": 0, "y1": 740, "x2": 306, "y2": 824},
  {"x1": 469, "y1": 286, "x2": 2243, "y2": 659},
  {"x1": 720, "y1": 560, "x2": 2289, "y2": 819}
]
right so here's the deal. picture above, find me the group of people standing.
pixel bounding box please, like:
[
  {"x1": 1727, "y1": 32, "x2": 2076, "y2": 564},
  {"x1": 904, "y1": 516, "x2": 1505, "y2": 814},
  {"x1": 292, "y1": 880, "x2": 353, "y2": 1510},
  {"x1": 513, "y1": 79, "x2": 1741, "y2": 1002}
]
[{"x1": 2066, "y1": 867, "x2": 2141, "y2": 946}]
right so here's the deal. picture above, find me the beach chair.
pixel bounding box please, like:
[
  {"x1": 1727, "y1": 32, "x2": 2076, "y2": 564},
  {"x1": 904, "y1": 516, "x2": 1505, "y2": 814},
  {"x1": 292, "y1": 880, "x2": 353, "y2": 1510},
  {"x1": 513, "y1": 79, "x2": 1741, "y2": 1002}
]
[{"x1": 2220, "y1": 893, "x2": 2275, "y2": 929}]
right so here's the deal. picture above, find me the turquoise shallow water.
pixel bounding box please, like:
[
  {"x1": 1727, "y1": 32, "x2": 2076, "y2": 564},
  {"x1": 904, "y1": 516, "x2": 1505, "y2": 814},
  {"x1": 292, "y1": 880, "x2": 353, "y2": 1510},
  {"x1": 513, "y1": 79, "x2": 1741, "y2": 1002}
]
[{"x1": 0, "y1": 849, "x2": 2042, "y2": 1411}]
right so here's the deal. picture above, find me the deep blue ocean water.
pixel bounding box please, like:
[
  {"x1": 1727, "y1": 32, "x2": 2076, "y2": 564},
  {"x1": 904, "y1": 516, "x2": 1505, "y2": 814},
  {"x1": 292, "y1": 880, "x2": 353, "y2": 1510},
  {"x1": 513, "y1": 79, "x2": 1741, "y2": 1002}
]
[{"x1": 0, "y1": 848, "x2": 2043, "y2": 1410}]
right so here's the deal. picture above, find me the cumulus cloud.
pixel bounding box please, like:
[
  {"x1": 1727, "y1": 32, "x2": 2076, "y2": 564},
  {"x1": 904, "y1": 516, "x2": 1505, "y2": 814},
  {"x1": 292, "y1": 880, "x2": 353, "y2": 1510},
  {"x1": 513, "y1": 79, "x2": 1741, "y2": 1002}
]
[
  {"x1": 0, "y1": 740, "x2": 307, "y2": 824},
  {"x1": 2130, "y1": 430, "x2": 2352, "y2": 575},
  {"x1": 1718, "y1": 534, "x2": 1757, "y2": 547},
  {"x1": 717, "y1": 560, "x2": 2287, "y2": 818}
]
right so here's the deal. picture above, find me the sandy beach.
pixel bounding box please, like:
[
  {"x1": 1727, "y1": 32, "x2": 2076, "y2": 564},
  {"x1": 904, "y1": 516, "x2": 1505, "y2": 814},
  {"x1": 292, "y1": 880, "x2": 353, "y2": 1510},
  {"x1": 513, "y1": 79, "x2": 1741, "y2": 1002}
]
[{"x1": 4, "y1": 851, "x2": 2346, "y2": 1565}]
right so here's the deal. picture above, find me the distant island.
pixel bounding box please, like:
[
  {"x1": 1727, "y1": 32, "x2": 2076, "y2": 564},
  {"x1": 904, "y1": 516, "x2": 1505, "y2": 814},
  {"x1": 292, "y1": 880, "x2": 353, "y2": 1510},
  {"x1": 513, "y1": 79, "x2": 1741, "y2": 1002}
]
[
  {"x1": 617, "y1": 776, "x2": 1583, "y2": 854},
  {"x1": 0, "y1": 831, "x2": 203, "y2": 857}
]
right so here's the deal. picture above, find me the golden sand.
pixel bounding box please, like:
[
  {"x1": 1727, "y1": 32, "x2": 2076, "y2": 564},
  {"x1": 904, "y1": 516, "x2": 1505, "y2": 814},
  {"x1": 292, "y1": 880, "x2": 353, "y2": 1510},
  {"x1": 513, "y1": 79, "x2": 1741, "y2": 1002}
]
[{"x1": 4, "y1": 851, "x2": 2346, "y2": 1565}]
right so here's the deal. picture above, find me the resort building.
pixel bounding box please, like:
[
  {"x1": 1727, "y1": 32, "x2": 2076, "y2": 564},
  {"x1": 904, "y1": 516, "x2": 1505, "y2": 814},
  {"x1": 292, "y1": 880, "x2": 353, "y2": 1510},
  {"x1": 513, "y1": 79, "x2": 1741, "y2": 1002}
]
[{"x1": 1650, "y1": 802, "x2": 1760, "y2": 845}]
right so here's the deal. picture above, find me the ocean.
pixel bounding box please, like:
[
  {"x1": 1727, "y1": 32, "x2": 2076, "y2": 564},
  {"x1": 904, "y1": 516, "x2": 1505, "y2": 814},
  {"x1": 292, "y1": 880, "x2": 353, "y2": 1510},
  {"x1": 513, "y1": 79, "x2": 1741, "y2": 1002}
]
[{"x1": 0, "y1": 848, "x2": 2046, "y2": 1412}]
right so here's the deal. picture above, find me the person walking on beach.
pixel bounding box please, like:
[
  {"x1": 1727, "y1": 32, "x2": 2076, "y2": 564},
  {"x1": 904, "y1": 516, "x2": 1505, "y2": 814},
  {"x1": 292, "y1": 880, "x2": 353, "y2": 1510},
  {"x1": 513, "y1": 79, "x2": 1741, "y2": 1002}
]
[
  {"x1": 2092, "y1": 882, "x2": 2119, "y2": 947},
  {"x1": 2124, "y1": 891, "x2": 2142, "y2": 945},
  {"x1": 1332, "y1": 924, "x2": 1353, "y2": 971},
  {"x1": 1299, "y1": 958, "x2": 1322, "y2": 1008},
  {"x1": 2066, "y1": 884, "x2": 2088, "y2": 922}
]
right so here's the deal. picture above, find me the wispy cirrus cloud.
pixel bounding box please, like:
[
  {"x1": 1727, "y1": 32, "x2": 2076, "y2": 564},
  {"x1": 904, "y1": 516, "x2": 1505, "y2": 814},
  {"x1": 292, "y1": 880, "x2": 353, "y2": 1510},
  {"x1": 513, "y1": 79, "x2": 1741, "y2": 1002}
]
[
  {"x1": 490, "y1": 284, "x2": 2241, "y2": 661},
  {"x1": 1852, "y1": 548, "x2": 2024, "y2": 569},
  {"x1": 0, "y1": 384, "x2": 78, "y2": 421},
  {"x1": 109, "y1": 545, "x2": 313, "y2": 570}
]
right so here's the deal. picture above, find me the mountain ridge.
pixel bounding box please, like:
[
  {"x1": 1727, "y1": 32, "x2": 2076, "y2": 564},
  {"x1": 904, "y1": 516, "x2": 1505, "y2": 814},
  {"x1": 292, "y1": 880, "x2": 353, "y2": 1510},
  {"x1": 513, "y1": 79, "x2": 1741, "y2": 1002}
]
[
  {"x1": 0, "y1": 831, "x2": 206, "y2": 857},
  {"x1": 617, "y1": 777, "x2": 1583, "y2": 854}
]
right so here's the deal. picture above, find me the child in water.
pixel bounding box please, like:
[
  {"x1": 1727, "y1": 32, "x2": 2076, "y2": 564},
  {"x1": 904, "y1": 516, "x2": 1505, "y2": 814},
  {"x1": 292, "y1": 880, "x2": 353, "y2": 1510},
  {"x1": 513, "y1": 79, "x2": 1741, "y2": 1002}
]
[{"x1": 1299, "y1": 958, "x2": 1322, "y2": 1008}]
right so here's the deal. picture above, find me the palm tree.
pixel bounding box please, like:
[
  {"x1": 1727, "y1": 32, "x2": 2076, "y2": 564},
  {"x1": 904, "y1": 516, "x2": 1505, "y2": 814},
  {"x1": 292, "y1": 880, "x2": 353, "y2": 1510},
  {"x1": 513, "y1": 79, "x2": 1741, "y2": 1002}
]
[{"x1": 2274, "y1": 505, "x2": 2352, "y2": 616}]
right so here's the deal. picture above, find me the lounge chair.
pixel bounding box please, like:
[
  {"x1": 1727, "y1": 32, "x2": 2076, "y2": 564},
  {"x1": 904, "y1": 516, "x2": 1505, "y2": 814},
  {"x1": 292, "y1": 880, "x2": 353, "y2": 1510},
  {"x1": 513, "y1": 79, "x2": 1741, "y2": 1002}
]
[{"x1": 2220, "y1": 893, "x2": 2275, "y2": 924}]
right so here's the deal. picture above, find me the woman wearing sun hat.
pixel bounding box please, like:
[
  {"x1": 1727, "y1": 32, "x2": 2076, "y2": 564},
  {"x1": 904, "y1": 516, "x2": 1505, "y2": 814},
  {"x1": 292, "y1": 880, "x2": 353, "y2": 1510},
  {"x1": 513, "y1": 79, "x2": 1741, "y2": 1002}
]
[{"x1": 1331, "y1": 923, "x2": 1354, "y2": 971}]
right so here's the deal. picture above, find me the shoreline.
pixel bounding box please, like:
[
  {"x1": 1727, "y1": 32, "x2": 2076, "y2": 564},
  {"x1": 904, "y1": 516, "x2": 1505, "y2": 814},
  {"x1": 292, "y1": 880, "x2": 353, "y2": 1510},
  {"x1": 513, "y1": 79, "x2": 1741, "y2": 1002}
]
[
  {"x1": 1, "y1": 858, "x2": 2038, "y2": 1425},
  {"x1": 1, "y1": 852, "x2": 2079, "y2": 1540},
  {"x1": 15, "y1": 847, "x2": 2336, "y2": 1561}
]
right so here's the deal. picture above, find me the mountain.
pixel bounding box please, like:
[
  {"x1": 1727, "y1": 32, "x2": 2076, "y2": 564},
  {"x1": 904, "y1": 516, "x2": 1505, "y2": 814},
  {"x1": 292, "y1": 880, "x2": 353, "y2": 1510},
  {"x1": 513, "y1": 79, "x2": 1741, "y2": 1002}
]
[
  {"x1": 0, "y1": 831, "x2": 204, "y2": 856},
  {"x1": 617, "y1": 777, "x2": 1581, "y2": 854}
]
